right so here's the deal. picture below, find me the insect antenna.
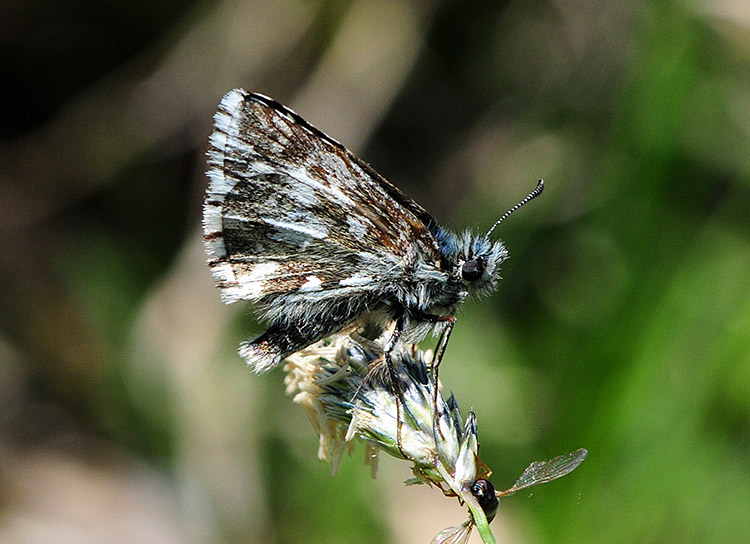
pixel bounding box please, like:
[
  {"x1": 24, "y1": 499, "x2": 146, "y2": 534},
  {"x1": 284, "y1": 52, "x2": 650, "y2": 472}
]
[{"x1": 485, "y1": 179, "x2": 544, "y2": 239}]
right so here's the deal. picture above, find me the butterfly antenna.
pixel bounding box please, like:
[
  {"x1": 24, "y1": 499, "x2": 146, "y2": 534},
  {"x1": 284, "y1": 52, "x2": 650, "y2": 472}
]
[{"x1": 486, "y1": 179, "x2": 544, "y2": 238}]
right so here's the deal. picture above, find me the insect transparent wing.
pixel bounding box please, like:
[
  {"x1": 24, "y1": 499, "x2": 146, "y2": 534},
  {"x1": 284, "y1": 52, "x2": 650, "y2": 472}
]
[
  {"x1": 498, "y1": 448, "x2": 588, "y2": 497},
  {"x1": 431, "y1": 520, "x2": 474, "y2": 544}
]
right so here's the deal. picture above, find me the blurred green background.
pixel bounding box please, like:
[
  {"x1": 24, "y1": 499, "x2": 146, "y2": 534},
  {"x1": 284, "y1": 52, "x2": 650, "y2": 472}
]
[{"x1": 1, "y1": 0, "x2": 748, "y2": 542}]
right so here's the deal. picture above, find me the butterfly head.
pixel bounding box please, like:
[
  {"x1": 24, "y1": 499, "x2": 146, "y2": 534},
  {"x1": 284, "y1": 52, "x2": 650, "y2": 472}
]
[
  {"x1": 435, "y1": 179, "x2": 544, "y2": 299},
  {"x1": 436, "y1": 230, "x2": 508, "y2": 299}
]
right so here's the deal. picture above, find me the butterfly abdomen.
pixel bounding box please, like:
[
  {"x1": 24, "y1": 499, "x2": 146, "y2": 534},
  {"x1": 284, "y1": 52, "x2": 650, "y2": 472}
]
[{"x1": 243, "y1": 291, "x2": 384, "y2": 372}]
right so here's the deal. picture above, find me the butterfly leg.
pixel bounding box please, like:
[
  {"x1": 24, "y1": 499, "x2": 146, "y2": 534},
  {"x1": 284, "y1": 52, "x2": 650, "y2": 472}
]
[
  {"x1": 383, "y1": 318, "x2": 408, "y2": 458},
  {"x1": 430, "y1": 314, "x2": 456, "y2": 398},
  {"x1": 432, "y1": 316, "x2": 456, "y2": 441},
  {"x1": 414, "y1": 313, "x2": 456, "y2": 441}
]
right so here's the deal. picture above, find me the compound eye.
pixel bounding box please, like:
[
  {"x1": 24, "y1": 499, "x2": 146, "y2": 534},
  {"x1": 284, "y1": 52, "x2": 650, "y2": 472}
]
[{"x1": 461, "y1": 257, "x2": 484, "y2": 282}]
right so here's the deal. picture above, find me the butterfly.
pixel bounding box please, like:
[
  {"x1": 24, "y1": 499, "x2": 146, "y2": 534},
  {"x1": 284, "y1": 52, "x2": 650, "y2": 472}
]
[{"x1": 203, "y1": 89, "x2": 543, "y2": 374}]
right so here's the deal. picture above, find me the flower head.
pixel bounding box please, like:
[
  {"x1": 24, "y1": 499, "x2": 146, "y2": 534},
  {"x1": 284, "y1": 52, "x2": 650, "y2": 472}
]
[
  {"x1": 284, "y1": 334, "x2": 587, "y2": 544},
  {"x1": 284, "y1": 334, "x2": 483, "y2": 495}
]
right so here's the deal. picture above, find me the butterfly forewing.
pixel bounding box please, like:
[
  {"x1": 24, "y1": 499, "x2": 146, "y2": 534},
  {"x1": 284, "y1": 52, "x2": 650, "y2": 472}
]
[{"x1": 204, "y1": 90, "x2": 442, "y2": 303}]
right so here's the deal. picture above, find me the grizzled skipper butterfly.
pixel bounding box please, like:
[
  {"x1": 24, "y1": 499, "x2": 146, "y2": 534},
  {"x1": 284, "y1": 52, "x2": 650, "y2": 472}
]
[{"x1": 203, "y1": 89, "x2": 542, "y2": 374}]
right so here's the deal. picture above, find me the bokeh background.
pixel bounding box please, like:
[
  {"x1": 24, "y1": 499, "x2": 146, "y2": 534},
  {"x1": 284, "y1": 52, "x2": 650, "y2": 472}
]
[{"x1": 2, "y1": 1, "x2": 749, "y2": 542}]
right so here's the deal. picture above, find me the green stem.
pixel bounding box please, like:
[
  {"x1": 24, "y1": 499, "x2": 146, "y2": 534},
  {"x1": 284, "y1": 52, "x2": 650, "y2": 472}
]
[{"x1": 466, "y1": 498, "x2": 496, "y2": 544}]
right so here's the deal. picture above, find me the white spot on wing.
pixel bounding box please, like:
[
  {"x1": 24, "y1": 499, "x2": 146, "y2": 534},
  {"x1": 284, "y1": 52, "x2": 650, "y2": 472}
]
[
  {"x1": 246, "y1": 161, "x2": 277, "y2": 177},
  {"x1": 262, "y1": 217, "x2": 328, "y2": 239},
  {"x1": 339, "y1": 274, "x2": 373, "y2": 287},
  {"x1": 299, "y1": 275, "x2": 323, "y2": 292},
  {"x1": 286, "y1": 177, "x2": 320, "y2": 208},
  {"x1": 219, "y1": 262, "x2": 279, "y2": 301},
  {"x1": 211, "y1": 262, "x2": 236, "y2": 284},
  {"x1": 287, "y1": 166, "x2": 354, "y2": 208},
  {"x1": 346, "y1": 215, "x2": 368, "y2": 238},
  {"x1": 248, "y1": 262, "x2": 278, "y2": 281}
]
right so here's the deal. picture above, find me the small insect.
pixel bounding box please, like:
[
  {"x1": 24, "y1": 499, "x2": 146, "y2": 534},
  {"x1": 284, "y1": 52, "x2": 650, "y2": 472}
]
[
  {"x1": 469, "y1": 479, "x2": 500, "y2": 523},
  {"x1": 432, "y1": 449, "x2": 588, "y2": 544},
  {"x1": 203, "y1": 89, "x2": 542, "y2": 374}
]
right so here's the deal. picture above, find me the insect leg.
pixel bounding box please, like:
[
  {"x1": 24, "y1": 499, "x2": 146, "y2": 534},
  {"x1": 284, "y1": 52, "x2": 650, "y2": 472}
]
[
  {"x1": 414, "y1": 313, "x2": 456, "y2": 441},
  {"x1": 383, "y1": 318, "x2": 408, "y2": 458},
  {"x1": 431, "y1": 315, "x2": 456, "y2": 399}
]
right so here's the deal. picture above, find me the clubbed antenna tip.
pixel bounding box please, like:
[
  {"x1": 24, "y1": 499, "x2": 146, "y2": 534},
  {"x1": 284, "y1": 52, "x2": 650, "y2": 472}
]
[{"x1": 486, "y1": 179, "x2": 544, "y2": 238}]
